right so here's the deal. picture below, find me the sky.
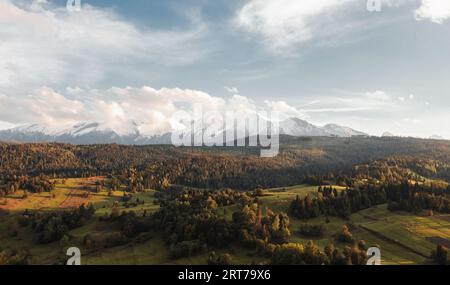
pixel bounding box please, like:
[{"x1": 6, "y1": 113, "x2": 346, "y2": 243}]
[{"x1": 0, "y1": 0, "x2": 450, "y2": 138}]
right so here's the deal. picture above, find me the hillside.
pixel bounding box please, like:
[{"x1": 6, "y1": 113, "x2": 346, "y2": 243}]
[
  {"x1": 1, "y1": 136, "x2": 450, "y2": 265},
  {"x1": 1, "y1": 136, "x2": 450, "y2": 189}
]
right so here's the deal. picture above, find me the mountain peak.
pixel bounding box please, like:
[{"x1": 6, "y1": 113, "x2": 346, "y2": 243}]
[
  {"x1": 322, "y1": 124, "x2": 367, "y2": 137},
  {"x1": 382, "y1": 132, "x2": 395, "y2": 137},
  {"x1": 279, "y1": 118, "x2": 367, "y2": 138},
  {"x1": 279, "y1": 118, "x2": 328, "y2": 137},
  {"x1": 429, "y1": 135, "x2": 444, "y2": 140},
  {"x1": 0, "y1": 118, "x2": 368, "y2": 144}
]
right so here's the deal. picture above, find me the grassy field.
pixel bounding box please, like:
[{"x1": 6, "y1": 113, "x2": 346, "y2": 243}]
[
  {"x1": 0, "y1": 178, "x2": 257, "y2": 265},
  {"x1": 0, "y1": 178, "x2": 160, "y2": 265},
  {"x1": 258, "y1": 185, "x2": 450, "y2": 265},
  {"x1": 82, "y1": 237, "x2": 266, "y2": 265},
  {"x1": 259, "y1": 184, "x2": 346, "y2": 212},
  {"x1": 1, "y1": 180, "x2": 449, "y2": 265},
  {"x1": 1, "y1": 178, "x2": 114, "y2": 212}
]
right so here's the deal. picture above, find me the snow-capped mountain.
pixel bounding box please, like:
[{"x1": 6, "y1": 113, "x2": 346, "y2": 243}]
[
  {"x1": 0, "y1": 118, "x2": 368, "y2": 145},
  {"x1": 321, "y1": 124, "x2": 367, "y2": 137},
  {"x1": 0, "y1": 122, "x2": 171, "y2": 145},
  {"x1": 279, "y1": 118, "x2": 328, "y2": 137},
  {"x1": 382, "y1": 132, "x2": 395, "y2": 137},
  {"x1": 279, "y1": 118, "x2": 367, "y2": 138},
  {"x1": 429, "y1": 135, "x2": 444, "y2": 140}
]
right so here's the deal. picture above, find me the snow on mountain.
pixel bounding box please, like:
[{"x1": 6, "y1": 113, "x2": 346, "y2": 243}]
[
  {"x1": 11, "y1": 123, "x2": 70, "y2": 136},
  {"x1": 382, "y1": 132, "x2": 395, "y2": 137},
  {"x1": 322, "y1": 124, "x2": 367, "y2": 137},
  {"x1": 0, "y1": 118, "x2": 368, "y2": 145},
  {"x1": 279, "y1": 118, "x2": 328, "y2": 137},
  {"x1": 278, "y1": 118, "x2": 367, "y2": 137},
  {"x1": 68, "y1": 121, "x2": 140, "y2": 137},
  {"x1": 0, "y1": 122, "x2": 170, "y2": 145},
  {"x1": 429, "y1": 135, "x2": 444, "y2": 140}
]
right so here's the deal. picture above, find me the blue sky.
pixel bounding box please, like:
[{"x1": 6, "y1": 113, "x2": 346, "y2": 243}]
[{"x1": 1, "y1": 0, "x2": 450, "y2": 138}]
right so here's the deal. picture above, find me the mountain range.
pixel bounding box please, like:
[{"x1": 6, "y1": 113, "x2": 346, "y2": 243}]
[{"x1": 0, "y1": 118, "x2": 368, "y2": 145}]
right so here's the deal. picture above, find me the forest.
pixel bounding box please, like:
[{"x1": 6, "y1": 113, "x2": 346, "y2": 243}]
[{"x1": 0, "y1": 136, "x2": 449, "y2": 265}]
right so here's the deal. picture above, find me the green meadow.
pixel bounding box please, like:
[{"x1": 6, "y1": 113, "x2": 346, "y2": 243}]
[{"x1": 1, "y1": 180, "x2": 449, "y2": 265}]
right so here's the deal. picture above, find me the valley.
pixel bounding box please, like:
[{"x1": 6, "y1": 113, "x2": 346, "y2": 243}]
[
  {"x1": 1, "y1": 178, "x2": 448, "y2": 265},
  {"x1": 0, "y1": 136, "x2": 449, "y2": 265}
]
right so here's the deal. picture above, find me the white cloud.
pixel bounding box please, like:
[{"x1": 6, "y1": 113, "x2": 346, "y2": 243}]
[
  {"x1": 0, "y1": 87, "x2": 85, "y2": 127},
  {"x1": 301, "y1": 90, "x2": 401, "y2": 115},
  {"x1": 234, "y1": 0, "x2": 447, "y2": 54},
  {"x1": 0, "y1": 0, "x2": 207, "y2": 90},
  {"x1": 234, "y1": 0, "x2": 359, "y2": 54},
  {"x1": 403, "y1": 118, "x2": 421, "y2": 124},
  {"x1": 415, "y1": 0, "x2": 450, "y2": 23},
  {"x1": 365, "y1": 90, "x2": 392, "y2": 101},
  {"x1": 265, "y1": 100, "x2": 307, "y2": 120},
  {"x1": 224, "y1": 86, "x2": 239, "y2": 94},
  {"x1": 0, "y1": 85, "x2": 303, "y2": 135}
]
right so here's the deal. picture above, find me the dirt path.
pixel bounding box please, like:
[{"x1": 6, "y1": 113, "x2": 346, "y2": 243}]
[
  {"x1": 59, "y1": 189, "x2": 91, "y2": 208},
  {"x1": 59, "y1": 177, "x2": 106, "y2": 208}
]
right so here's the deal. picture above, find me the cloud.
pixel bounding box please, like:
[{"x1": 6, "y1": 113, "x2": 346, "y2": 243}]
[
  {"x1": 234, "y1": 0, "x2": 447, "y2": 55},
  {"x1": 415, "y1": 0, "x2": 450, "y2": 23},
  {"x1": 0, "y1": 87, "x2": 85, "y2": 127},
  {"x1": 265, "y1": 100, "x2": 307, "y2": 120},
  {"x1": 402, "y1": 118, "x2": 421, "y2": 124},
  {"x1": 224, "y1": 86, "x2": 239, "y2": 94},
  {"x1": 234, "y1": 0, "x2": 359, "y2": 54},
  {"x1": 0, "y1": 0, "x2": 207, "y2": 91},
  {"x1": 0, "y1": 86, "x2": 304, "y2": 135},
  {"x1": 365, "y1": 90, "x2": 392, "y2": 101},
  {"x1": 301, "y1": 90, "x2": 400, "y2": 114}
]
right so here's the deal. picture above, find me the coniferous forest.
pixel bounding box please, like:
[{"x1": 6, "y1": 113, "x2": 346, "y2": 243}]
[{"x1": 0, "y1": 136, "x2": 449, "y2": 265}]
